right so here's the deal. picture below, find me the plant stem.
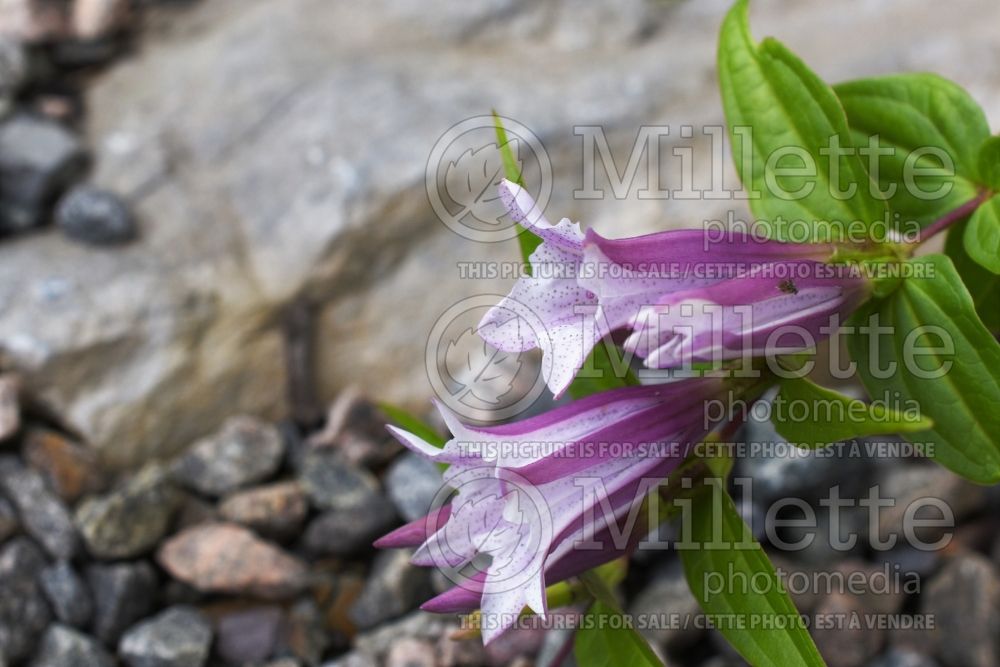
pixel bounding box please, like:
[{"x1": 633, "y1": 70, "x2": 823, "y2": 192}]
[{"x1": 915, "y1": 191, "x2": 992, "y2": 244}]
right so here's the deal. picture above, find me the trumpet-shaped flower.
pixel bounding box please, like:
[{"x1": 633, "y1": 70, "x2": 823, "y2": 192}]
[
  {"x1": 478, "y1": 180, "x2": 867, "y2": 396},
  {"x1": 375, "y1": 379, "x2": 725, "y2": 643}
]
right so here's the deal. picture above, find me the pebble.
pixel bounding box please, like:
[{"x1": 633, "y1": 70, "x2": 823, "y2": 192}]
[
  {"x1": 921, "y1": 553, "x2": 1000, "y2": 667},
  {"x1": 0, "y1": 375, "x2": 19, "y2": 442},
  {"x1": 0, "y1": 37, "x2": 27, "y2": 110},
  {"x1": 173, "y1": 492, "x2": 219, "y2": 531},
  {"x1": 874, "y1": 465, "x2": 987, "y2": 549},
  {"x1": 349, "y1": 549, "x2": 433, "y2": 631},
  {"x1": 0, "y1": 456, "x2": 79, "y2": 559},
  {"x1": 735, "y1": 409, "x2": 874, "y2": 504},
  {"x1": 75, "y1": 463, "x2": 180, "y2": 559},
  {"x1": 274, "y1": 598, "x2": 329, "y2": 666},
  {"x1": 0, "y1": 497, "x2": 17, "y2": 543},
  {"x1": 812, "y1": 592, "x2": 885, "y2": 667},
  {"x1": 0, "y1": 537, "x2": 51, "y2": 663},
  {"x1": 299, "y1": 449, "x2": 382, "y2": 512},
  {"x1": 29, "y1": 624, "x2": 114, "y2": 667},
  {"x1": 218, "y1": 480, "x2": 308, "y2": 540},
  {"x1": 214, "y1": 606, "x2": 284, "y2": 665},
  {"x1": 321, "y1": 652, "x2": 378, "y2": 667},
  {"x1": 437, "y1": 633, "x2": 489, "y2": 667},
  {"x1": 868, "y1": 648, "x2": 942, "y2": 667},
  {"x1": 118, "y1": 605, "x2": 212, "y2": 667},
  {"x1": 39, "y1": 560, "x2": 93, "y2": 628},
  {"x1": 172, "y1": 416, "x2": 285, "y2": 497},
  {"x1": 158, "y1": 522, "x2": 308, "y2": 599},
  {"x1": 72, "y1": 0, "x2": 130, "y2": 40},
  {"x1": 22, "y1": 427, "x2": 105, "y2": 502},
  {"x1": 55, "y1": 185, "x2": 136, "y2": 246},
  {"x1": 0, "y1": 0, "x2": 70, "y2": 42},
  {"x1": 385, "y1": 637, "x2": 436, "y2": 667},
  {"x1": 0, "y1": 114, "x2": 86, "y2": 233},
  {"x1": 86, "y1": 560, "x2": 158, "y2": 645},
  {"x1": 628, "y1": 560, "x2": 704, "y2": 653},
  {"x1": 308, "y1": 389, "x2": 401, "y2": 469},
  {"x1": 385, "y1": 453, "x2": 443, "y2": 522},
  {"x1": 303, "y1": 495, "x2": 397, "y2": 558}
]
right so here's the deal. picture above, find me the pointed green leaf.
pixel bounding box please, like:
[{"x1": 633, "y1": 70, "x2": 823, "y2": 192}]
[
  {"x1": 835, "y1": 73, "x2": 989, "y2": 230},
  {"x1": 574, "y1": 600, "x2": 664, "y2": 667},
  {"x1": 378, "y1": 402, "x2": 446, "y2": 448},
  {"x1": 773, "y1": 376, "x2": 932, "y2": 448},
  {"x1": 678, "y1": 482, "x2": 826, "y2": 667},
  {"x1": 846, "y1": 254, "x2": 1000, "y2": 483},
  {"x1": 965, "y1": 194, "x2": 1000, "y2": 274},
  {"x1": 492, "y1": 112, "x2": 542, "y2": 266},
  {"x1": 567, "y1": 341, "x2": 640, "y2": 399},
  {"x1": 718, "y1": 0, "x2": 885, "y2": 242},
  {"x1": 945, "y1": 223, "x2": 1000, "y2": 331},
  {"x1": 978, "y1": 135, "x2": 1000, "y2": 189}
]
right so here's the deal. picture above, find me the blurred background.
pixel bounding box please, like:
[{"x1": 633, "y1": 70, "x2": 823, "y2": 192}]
[{"x1": 1, "y1": 1, "x2": 999, "y2": 666}]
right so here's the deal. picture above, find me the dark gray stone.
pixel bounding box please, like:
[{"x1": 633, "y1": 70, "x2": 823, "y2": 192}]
[
  {"x1": 214, "y1": 606, "x2": 283, "y2": 665},
  {"x1": 299, "y1": 449, "x2": 381, "y2": 512},
  {"x1": 0, "y1": 38, "x2": 26, "y2": 116},
  {"x1": 385, "y1": 453, "x2": 443, "y2": 522},
  {"x1": 172, "y1": 416, "x2": 285, "y2": 497},
  {"x1": 75, "y1": 463, "x2": 181, "y2": 559},
  {"x1": 274, "y1": 598, "x2": 329, "y2": 666},
  {"x1": 55, "y1": 185, "x2": 137, "y2": 245},
  {"x1": 349, "y1": 549, "x2": 433, "y2": 631},
  {"x1": 0, "y1": 456, "x2": 78, "y2": 559},
  {"x1": 921, "y1": 553, "x2": 1000, "y2": 667},
  {"x1": 813, "y1": 592, "x2": 885, "y2": 667},
  {"x1": 867, "y1": 648, "x2": 941, "y2": 667},
  {"x1": 0, "y1": 537, "x2": 51, "y2": 663},
  {"x1": 39, "y1": 560, "x2": 93, "y2": 628},
  {"x1": 0, "y1": 497, "x2": 17, "y2": 544},
  {"x1": 29, "y1": 624, "x2": 115, "y2": 667},
  {"x1": 87, "y1": 560, "x2": 158, "y2": 645},
  {"x1": 119, "y1": 605, "x2": 212, "y2": 667},
  {"x1": 303, "y1": 495, "x2": 397, "y2": 557},
  {"x1": 628, "y1": 560, "x2": 704, "y2": 653},
  {"x1": 0, "y1": 114, "x2": 87, "y2": 233}
]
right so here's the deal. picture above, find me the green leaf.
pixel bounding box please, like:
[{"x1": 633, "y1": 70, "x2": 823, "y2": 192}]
[
  {"x1": 773, "y1": 376, "x2": 932, "y2": 448},
  {"x1": 846, "y1": 254, "x2": 1000, "y2": 483},
  {"x1": 978, "y1": 135, "x2": 1000, "y2": 189},
  {"x1": 567, "y1": 341, "x2": 640, "y2": 399},
  {"x1": 574, "y1": 600, "x2": 663, "y2": 667},
  {"x1": 492, "y1": 111, "x2": 542, "y2": 266},
  {"x1": 678, "y1": 481, "x2": 825, "y2": 667},
  {"x1": 945, "y1": 222, "x2": 1000, "y2": 331},
  {"x1": 835, "y1": 73, "x2": 989, "y2": 230},
  {"x1": 378, "y1": 402, "x2": 446, "y2": 448},
  {"x1": 718, "y1": 0, "x2": 885, "y2": 243},
  {"x1": 965, "y1": 194, "x2": 1000, "y2": 274}
]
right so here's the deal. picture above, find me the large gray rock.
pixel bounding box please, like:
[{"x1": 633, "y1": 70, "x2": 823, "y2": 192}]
[
  {"x1": 39, "y1": 560, "x2": 94, "y2": 628},
  {"x1": 921, "y1": 553, "x2": 1000, "y2": 667},
  {"x1": 118, "y1": 606, "x2": 212, "y2": 667},
  {"x1": 0, "y1": 0, "x2": 998, "y2": 467},
  {"x1": 0, "y1": 456, "x2": 79, "y2": 559},
  {"x1": 87, "y1": 560, "x2": 159, "y2": 645},
  {"x1": 171, "y1": 416, "x2": 284, "y2": 497},
  {"x1": 29, "y1": 624, "x2": 115, "y2": 667},
  {"x1": 0, "y1": 537, "x2": 51, "y2": 663},
  {"x1": 0, "y1": 114, "x2": 87, "y2": 233},
  {"x1": 75, "y1": 463, "x2": 181, "y2": 559}
]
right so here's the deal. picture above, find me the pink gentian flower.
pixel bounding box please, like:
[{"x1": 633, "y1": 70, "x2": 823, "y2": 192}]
[
  {"x1": 478, "y1": 180, "x2": 868, "y2": 396},
  {"x1": 375, "y1": 379, "x2": 725, "y2": 643}
]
